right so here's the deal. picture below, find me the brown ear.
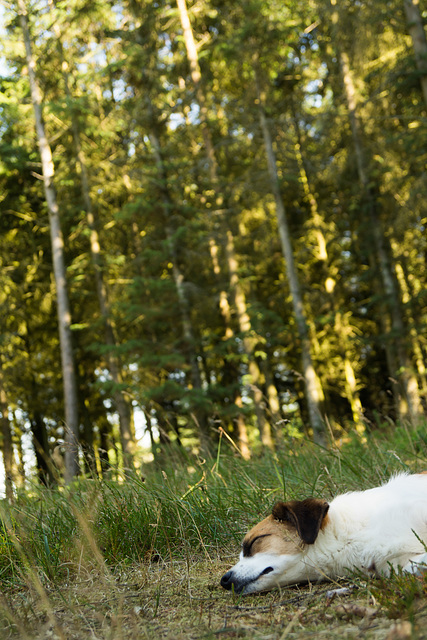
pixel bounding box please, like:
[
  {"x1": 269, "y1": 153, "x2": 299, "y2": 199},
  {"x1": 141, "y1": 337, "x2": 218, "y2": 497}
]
[{"x1": 272, "y1": 498, "x2": 329, "y2": 544}]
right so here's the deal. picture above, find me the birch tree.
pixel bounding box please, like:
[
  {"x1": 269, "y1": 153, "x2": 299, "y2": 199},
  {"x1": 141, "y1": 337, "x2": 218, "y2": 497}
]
[
  {"x1": 403, "y1": 0, "x2": 427, "y2": 107},
  {"x1": 17, "y1": 0, "x2": 79, "y2": 481},
  {"x1": 47, "y1": 0, "x2": 135, "y2": 470}
]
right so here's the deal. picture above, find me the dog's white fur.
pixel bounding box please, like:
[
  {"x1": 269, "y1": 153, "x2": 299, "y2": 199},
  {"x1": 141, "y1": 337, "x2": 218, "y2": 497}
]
[{"x1": 220, "y1": 473, "x2": 427, "y2": 594}]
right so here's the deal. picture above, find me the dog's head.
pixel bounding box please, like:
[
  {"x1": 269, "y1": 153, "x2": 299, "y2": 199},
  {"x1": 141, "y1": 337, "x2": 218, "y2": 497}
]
[{"x1": 220, "y1": 498, "x2": 329, "y2": 594}]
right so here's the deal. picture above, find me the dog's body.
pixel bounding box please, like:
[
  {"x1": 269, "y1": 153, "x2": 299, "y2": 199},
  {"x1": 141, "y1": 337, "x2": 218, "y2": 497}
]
[{"x1": 221, "y1": 473, "x2": 427, "y2": 594}]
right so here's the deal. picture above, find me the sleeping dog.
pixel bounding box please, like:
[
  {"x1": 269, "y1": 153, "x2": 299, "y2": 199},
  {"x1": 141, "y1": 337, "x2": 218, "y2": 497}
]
[{"x1": 221, "y1": 473, "x2": 427, "y2": 594}]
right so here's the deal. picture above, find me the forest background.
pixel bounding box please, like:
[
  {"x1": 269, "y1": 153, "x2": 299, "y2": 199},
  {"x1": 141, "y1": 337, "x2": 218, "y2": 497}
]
[{"x1": 1, "y1": 0, "x2": 427, "y2": 494}]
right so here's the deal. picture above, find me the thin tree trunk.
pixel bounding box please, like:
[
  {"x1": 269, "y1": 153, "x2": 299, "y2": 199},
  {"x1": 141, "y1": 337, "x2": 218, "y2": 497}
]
[
  {"x1": 391, "y1": 245, "x2": 427, "y2": 401},
  {"x1": 48, "y1": 2, "x2": 135, "y2": 470},
  {"x1": 291, "y1": 106, "x2": 365, "y2": 434},
  {"x1": 335, "y1": 28, "x2": 423, "y2": 424},
  {"x1": 176, "y1": 0, "x2": 267, "y2": 448},
  {"x1": 254, "y1": 67, "x2": 326, "y2": 445},
  {"x1": 18, "y1": 0, "x2": 79, "y2": 481},
  {"x1": 260, "y1": 358, "x2": 283, "y2": 443},
  {"x1": 175, "y1": 0, "x2": 217, "y2": 182},
  {"x1": 209, "y1": 241, "x2": 251, "y2": 457},
  {"x1": 225, "y1": 230, "x2": 274, "y2": 448},
  {"x1": 0, "y1": 368, "x2": 14, "y2": 502},
  {"x1": 403, "y1": 0, "x2": 427, "y2": 107},
  {"x1": 11, "y1": 412, "x2": 25, "y2": 487}
]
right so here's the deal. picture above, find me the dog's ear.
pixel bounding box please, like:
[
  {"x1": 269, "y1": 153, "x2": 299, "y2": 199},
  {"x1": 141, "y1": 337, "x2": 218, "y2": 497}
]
[{"x1": 272, "y1": 498, "x2": 329, "y2": 544}]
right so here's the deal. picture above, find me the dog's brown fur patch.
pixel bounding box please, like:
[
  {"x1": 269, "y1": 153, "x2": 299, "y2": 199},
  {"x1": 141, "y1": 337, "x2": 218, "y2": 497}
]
[{"x1": 242, "y1": 515, "x2": 302, "y2": 557}]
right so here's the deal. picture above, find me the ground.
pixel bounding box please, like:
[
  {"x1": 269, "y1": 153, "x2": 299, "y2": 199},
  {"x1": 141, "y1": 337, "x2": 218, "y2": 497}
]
[{"x1": 2, "y1": 559, "x2": 427, "y2": 640}]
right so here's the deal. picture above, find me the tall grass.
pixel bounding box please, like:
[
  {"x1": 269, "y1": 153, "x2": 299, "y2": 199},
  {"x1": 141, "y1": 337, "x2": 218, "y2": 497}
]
[{"x1": 0, "y1": 425, "x2": 425, "y2": 591}]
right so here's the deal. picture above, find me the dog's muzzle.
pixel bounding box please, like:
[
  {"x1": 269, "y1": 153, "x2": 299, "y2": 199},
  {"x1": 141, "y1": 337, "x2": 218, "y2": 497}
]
[
  {"x1": 220, "y1": 570, "x2": 234, "y2": 591},
  {"x1": 220, "y1": 566, "x2": 274, "y2": 593}
]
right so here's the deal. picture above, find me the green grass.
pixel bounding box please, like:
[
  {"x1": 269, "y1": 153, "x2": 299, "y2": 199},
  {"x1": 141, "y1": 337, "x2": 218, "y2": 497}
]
[{"x1": 0, "y1": 424, "x2": 427, "y2": 638}]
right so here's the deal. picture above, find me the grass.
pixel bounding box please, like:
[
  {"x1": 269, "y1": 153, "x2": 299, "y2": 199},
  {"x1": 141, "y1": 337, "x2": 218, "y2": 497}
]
[{"x1": 0, "y1": 424, "x2": 427, "y2": 638}]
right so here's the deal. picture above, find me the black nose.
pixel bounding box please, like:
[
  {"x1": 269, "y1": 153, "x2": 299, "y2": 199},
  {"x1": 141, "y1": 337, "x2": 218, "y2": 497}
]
[{"x1": 220, "y1": 570, "x2": 233, "y2": 590}]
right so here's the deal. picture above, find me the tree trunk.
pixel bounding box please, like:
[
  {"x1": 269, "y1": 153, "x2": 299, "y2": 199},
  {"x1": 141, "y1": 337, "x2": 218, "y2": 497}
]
[
  {"x1": 255, "y1": 68, "x2": 326, "y2": 445},
  {"x1": 47, "y1": 3, "x2": 135, "y2": 471},
  {"x1": 0, "y1": 369, "x2": 14, "y2": 502},
  {"x1": 391, "y1": 245, "x2": 427, "y2": 401},
  {"x1": 225, "y1": 230, "x2": 274, "y2": 448},
  {"x1": 335, "y1": 31, "x2": 423, "y2": 424},
  {"x1": 403, "y1": 0, "x2": 427, "y2": 107},
  {"x1": 291, "y1": 104, "x2": 365, "y2": 434},
  {"x1": 260, "y1": 357, "x2": 283, "y2": 443},
  {"x1": 176, "y1": 0, "x2": 266, "y2": 448},
  {"x1": 18, "y1": 0, "x2": 79, "y2": 481}
]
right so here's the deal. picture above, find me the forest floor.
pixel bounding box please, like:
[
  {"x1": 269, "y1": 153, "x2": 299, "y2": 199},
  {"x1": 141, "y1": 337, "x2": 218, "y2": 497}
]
[
  {"x1": 2, "y1": 428, "x2": 427, "y2": 639},
  {"x1": 4, "y1": 558, "x2": 427, "y2": 640}
]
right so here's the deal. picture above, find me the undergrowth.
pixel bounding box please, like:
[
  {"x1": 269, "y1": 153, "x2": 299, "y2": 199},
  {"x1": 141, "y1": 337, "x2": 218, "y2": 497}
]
[
  {"x1": 0, "y1": 424, "x2": 426, "y2": 638},
  {"x1": 0, "y1": 425, "x2": 426, "y2": 585}
]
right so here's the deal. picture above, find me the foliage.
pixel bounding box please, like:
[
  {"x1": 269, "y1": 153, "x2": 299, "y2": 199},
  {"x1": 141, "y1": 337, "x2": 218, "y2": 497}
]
[
  {"x1": 0, "y1": 0, "x2": 426, "y2": 482},
  {"x1": 0, "y1": 427, "x2": 425, "y2": 586},
  {"x1": 0, "y1": 431, "x2": 426, "y2": 637}
]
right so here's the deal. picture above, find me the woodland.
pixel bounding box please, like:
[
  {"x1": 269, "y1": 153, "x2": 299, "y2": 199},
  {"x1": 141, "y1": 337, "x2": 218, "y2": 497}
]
[{"x1": 0, "y1": 0, "x2": 427, "y2": 493}]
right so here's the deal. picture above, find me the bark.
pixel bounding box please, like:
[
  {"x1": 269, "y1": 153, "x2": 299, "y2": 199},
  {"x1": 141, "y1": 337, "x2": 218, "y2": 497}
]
[
  {"x1": 18, "y1": 0, "x2": 79, "y2": 481},
  {"x1": 0, "y1": 370, "x2": 14, "y2": 502},
  {"x1": 335, "y1": 31, "x2": 423, "y2": 424},
  {"x1": 255, "y1": 68, "x2": 326, "y2": 445},
  {"x1": 31, "y1": 410, "x2": 55, "y2": 484},
  {"x1": 403, "y1": 0, "x2": 427, "y2": 107},
  {"x1": 48, "y1": 3, "x2": 135, "y2": 471}
]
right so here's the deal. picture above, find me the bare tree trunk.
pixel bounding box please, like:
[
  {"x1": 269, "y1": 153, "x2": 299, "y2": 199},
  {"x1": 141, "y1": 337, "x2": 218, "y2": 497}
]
[
  {"x1": 291, "y1": 106, "x2": 365, "y2": 434},
  {"x1": 18, "y1": 0, "x2": 79, "y2": 481},
  {"x1": 224, "y1": 231, "x2": 274, "y2": 448},
  {"x1": 391, "y1": 244, "x2": 427, "y2": 401},
  {"x1": 176, "y1": 0, "x2": 268, "y2": 448},
  {"x1": 403, "y1": 0, "x2": 427, "y2": 107},
  {"x1": 335, "y1": 30, "x2": 423, "y2": 424},
  {"x1": 175, "y1": 0, "x2": 217, "y2": 181},
  {"x1": 254, "y1": 69, "x2": 326, "y2": 445},
  {"x1": 209, "y1": 241, "x2": 251, "y2": 457},
  {"x1": 260, "y1": 358, "x2": 283, "y2": 443},
  {"x1": 0, "y1": 368, "x2": 14, "y2": 502},
  {"x1": 47, "y1": 2, "x2": 135, "y2": 470}
]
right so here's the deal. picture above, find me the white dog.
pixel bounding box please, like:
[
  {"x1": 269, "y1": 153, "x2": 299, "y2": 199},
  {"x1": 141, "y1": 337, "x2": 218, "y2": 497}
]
[{"x1": 221, "y1": 473, "x2": 427, "y2": 594}]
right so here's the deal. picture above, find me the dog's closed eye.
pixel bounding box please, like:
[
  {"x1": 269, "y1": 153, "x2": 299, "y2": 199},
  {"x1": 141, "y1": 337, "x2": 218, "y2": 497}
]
[{"x1": 242, "y1": 534, "x2": 271, "y2": 557}]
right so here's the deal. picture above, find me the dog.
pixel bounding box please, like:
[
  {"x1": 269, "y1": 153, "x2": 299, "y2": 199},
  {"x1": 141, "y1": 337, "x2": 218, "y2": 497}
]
[{"x1": 221, "y1": 473, "x2": 427, "y2": 594}]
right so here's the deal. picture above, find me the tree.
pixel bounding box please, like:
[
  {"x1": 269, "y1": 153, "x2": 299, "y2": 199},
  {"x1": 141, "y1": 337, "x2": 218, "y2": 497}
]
[
  {"x1": 17, "y1": 0, "x2": 80, "y2": 480},
  {"x1": 403, "y1": 0, "x2": 427, "y2": 107},
  {"x1": 47, "y1": 0, "x2": 136, "y2": 470},
  {"x1": 329, "y1": 0, "x2": 424, "y2": 425},
  {"x1": 176, "y1": 0, "x2": 273, "y2": 449},
  {"x1": 254, "y1": 64, "x2": 326, "y2": 444}
]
